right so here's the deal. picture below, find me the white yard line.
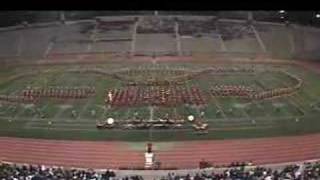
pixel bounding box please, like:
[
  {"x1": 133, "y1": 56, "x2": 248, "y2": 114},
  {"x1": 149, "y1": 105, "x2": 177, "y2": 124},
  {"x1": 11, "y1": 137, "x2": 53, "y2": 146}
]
[
  {"x1": 252, "y1": 100, "x2": 272, "y2": 118},
  {"x1": 173, "y1": 108, "x2": 178, "y2": 117},
  {"x1": 16, "y1": 32, "x2": 23, "y2": 56},
  {"x1": 210, "y1": 95, "x2": 227, "y2": 119},
  {"x1": 87, "y1": 22, "x2": 99, "y2": 52},
  {"x1": 260, "y1": 76, "x2": 305, "y2": 115},
  {"x1": 264, "y1": 75, "x2": 304, "y2": 115},
  {"x1": 130, "y1": 20, "x2": 138, "y2": 55},
  {"x1": 43, "y1": 41, "x2": 54, "y2": 58},
  {"x1": 175, "y1": 22, "x2": 182, "y2": 56},
  {"x1": 149, "y1": 106, "x2": 154, "y2": 120},
  {"x1": 287, "y1": 27, "x2": 296, "y2": 55},
  {"x1": 215, "y1": 24, "x2": 227, "y2": 52},
  {"x1": 226, "y1": 76, "x2": 252, "y2": 119},
  {"x1": 24, "y1": 103, "x2": 49, "y2": 128},
  {"x1": 51, "y1": 103, "x2": 70, "y2": 122},
  {"x1": 217, "y1": 34, "x2": 227, "y2": 52},
  {"x1": 124, "y1": 108, "x2": 131, "y2": 120},
  {"x1": 208, "y1": 81, "x2": 228, "y2": 119},
  {"x1": 231, "y1": 98, "x2": 250, "y2": 119},
  {"x1": 77, "y1": 99, "x2": 93, "y2": 120}
]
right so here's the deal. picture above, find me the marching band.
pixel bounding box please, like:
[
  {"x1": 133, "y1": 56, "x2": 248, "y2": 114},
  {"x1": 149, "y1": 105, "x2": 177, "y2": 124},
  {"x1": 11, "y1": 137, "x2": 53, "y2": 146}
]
[
  {"x1": 210, "y1": 70, "x2": 303, "y2": 101},
  {"x1": 21, "y1": 86, "x2": 96, "y2": 100},
  {"x1": 105, "y1": 86, "x2": 207, "y2": 108}
]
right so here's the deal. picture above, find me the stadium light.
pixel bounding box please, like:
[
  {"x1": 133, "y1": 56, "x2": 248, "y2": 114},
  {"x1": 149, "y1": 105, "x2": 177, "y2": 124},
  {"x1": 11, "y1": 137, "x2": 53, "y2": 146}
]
[{"x1": 279, "y1": 10, "x2": 285, "y2": 14}]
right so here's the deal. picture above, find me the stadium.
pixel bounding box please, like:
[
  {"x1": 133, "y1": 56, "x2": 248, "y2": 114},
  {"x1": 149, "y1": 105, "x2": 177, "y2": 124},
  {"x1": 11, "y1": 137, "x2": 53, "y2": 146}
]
[{"x1": 1, "y1": 11, "x2": 320, "y2": 179}]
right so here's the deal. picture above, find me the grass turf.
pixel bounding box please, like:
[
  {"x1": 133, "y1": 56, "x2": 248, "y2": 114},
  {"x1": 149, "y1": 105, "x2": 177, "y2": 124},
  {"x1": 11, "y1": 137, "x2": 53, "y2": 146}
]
[{"x1": 0, "y1": 62, "x2": 320, "y2": 141}]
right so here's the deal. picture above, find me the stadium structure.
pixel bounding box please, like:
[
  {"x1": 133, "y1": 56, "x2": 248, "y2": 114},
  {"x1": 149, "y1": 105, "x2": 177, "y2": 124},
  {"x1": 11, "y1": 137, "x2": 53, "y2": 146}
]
[{"x1": 1, "y1": 11, "x2": 320, "y2": 179}]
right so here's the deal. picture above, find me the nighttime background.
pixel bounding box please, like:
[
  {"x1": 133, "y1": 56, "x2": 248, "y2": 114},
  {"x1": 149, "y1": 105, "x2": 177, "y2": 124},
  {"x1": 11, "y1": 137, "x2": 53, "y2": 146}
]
[{"x1": 0, "y1": 11, "x2": 319, "y2": 27}]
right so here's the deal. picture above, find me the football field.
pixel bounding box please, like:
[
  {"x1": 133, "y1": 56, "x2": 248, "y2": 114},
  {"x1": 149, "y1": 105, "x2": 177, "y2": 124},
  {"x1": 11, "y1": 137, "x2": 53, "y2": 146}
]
[{"x1": 1, "y1": 61, "x2": 320, "y2": 141}]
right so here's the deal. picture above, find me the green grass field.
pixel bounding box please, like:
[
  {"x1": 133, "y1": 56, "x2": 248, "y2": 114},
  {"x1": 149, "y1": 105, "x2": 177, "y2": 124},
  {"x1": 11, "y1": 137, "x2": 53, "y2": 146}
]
[{"x1": 1, "y1": 62, "x2": 320, "y2": 141}]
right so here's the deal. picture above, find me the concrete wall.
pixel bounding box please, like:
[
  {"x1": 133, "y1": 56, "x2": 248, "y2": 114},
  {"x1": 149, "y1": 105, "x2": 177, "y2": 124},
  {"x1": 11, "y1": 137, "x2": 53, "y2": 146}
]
[
  {"x1": 291, "y1": 25, "x2": 320, "y2": 60},
  {"x1": 135, "y1": 33, "x2": 176, "y2": 53},
  {"x1": 180, "y1": 35, "x2": 222, "y2": 53},
  {"x1": 254, "y1": 24, "x2": 292, "y2": 59}
]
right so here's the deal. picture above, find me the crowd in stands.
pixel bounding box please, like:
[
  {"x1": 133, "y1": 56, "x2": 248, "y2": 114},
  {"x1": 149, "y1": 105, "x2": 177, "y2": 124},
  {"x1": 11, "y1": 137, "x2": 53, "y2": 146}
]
[
  {"x1": 2, "y1": 161, "x2": 320, "y2": 180},
  {"x1": 0, "y1": 162, "x2": 142, "y2": 180},
  {"x1": 304, "y1": 161, "x2": 320, "y2": 179},
  {"x1": 161, "y1": 162, "x2": 310, "y2": 180}
]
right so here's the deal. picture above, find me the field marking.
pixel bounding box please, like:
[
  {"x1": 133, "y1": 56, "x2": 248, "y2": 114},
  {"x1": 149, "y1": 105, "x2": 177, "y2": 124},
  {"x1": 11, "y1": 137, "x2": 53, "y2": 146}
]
[
  {"x1": 26, "y1": 69, "x2": 65, "y2": 124},
  {"x1": 24, "y1": 103, "x2": 49, "y2": 128},
  {"x1": 11, "y1": 105, "x2": 28, "y2": 121},
  {"x1": 239, "y1": 74, "x2": 272, "y2": 120},
  {"x1": 250, "y1": 100, "x2": 272, "y2": 118},
  {"x1": 3, "y1": 90, "x2": 18, "y2": 116},
  {"x1": 43, "y1": 41, "x2": 54, "y2": 58},
  {"x1": 175, "y1": 22, "x2": 182, "y2": 56},
  {"x1": 249, "y1": 77, "x2": 273, "y2": 118},
  {"x1": 267, "y1": 73, "x2": 307, "y2": 114},
  {"x1": 119, "y1": 108, "x2": 131, "y2": 121},
  {"x1": 51, "y1": 103, "x2": 74, "y2": 122},
  {"x1": 86, "y1": 22, "x2": 98, "y2": 52},
  {"x1": 217, "y1": 34, "x2": 227, "y2": 52},
  {"x1": 289, "y1": 71, "x2": 320, "y2": 103},
  {"x1": 244, "y1": 75, "x2": 272, "y2": 119},
  {"x1": 130, "y1": 20, "x2": 138, "y2": 55},
  {"x1": 16, "y1": 32, "x2": 23, "y2": 56},
  {"x1": 173, "y1": 107, "x2": 178, "y2": 117},
  {"x1": 226, "y1": 72, "x2": 252, "y2": 119},
  {"x1": 207, "y1": 81, "x2": 227, "y2": 119},
  {"x1": 149, "y1": 106, "x2": 154, "y2": 120},
  {"x1": 231, "y1": 98, "x2": 251, "y2": 119},
  {"x1": 77, "y1": 98, "x2": 95, "y2": 121},
  {"x1": 255, "y1": 77, "x2": 292, "y2": 117},
  {"x1": 99, "y1": 105, "x2": 108, "y2": 120},
  {"x1": 0, "y1": 74, "x2": 44, "y2": 118},
  {"x1": 47, "y1": 73, "x2": 73, "y2": 121}
]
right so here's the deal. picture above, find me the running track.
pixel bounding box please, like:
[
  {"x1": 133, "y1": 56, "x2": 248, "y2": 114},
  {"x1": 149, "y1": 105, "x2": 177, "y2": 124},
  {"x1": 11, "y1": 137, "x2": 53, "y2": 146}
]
[{"x1": 1, "y1": 133, "x2": 320, "y2": 169}]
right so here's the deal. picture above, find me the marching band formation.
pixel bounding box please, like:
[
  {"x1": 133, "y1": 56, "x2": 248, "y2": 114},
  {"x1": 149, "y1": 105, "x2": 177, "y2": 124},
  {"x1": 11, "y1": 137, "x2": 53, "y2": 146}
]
[
  {"x1": 0, "y1": 86, "x2": 96, "y2": 104},
  {"x1": 211, "y1": 85, "x2": 255, "y2": 98},
  {"x1": 0, "y1": 94, "x2": 35, "y2": 104},
  {"x1": 251, "y1": 71, "x2": 303, "y2": 100},
  {"x1": 70, "y1": 66, "x2": 255, "y2": 89},
  {"x1": 105, "y1": 86, "x2": 207, "y2": 108},
  {"x1": 210, "y1": 71, "x2": 303, "y2": 100},
  {"x1": 118, "y1": 67, "x2": 255, "y2": 86},
  {"x1": 21, "y1": 86, "x2": 96, "y2": 101}
]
